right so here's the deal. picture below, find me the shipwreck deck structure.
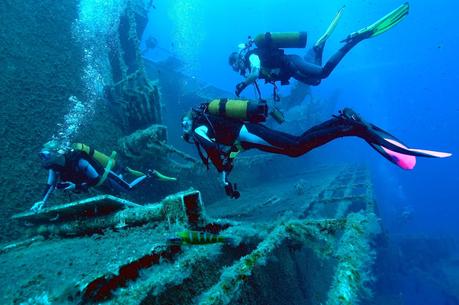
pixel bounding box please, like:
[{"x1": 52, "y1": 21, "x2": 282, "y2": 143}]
[{"x1": 1, "y1": 164, "x2": 380, "y2": 305}]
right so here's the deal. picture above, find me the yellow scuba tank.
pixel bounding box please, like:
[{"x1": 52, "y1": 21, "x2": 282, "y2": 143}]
[
  {"x1": 72, "y1": 143, "x2": 117, "y2": 168},
  {"x1": 208, "y1": 99, "x2": 267, "y2": 123},
  {"x1": 253, "y1": 32, "x2": 307, "y2": 49},
  {"x1": 72, "y1": 143, "x2": 117, "y2": 187}
]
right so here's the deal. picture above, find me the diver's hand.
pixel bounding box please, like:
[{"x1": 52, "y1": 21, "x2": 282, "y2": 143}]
[
  {"x1": 235, "y1": 82, "x2": 248, "y2": 97},
  {"x1": 31, "y1": 200, "x2": 45, "y2": 212},
  {"x1": 65, "y1": 182, "x2": 76, "y2": 191},
  {"x1": 57, "y1": 181, "x2": 76, "y2": 191},
  {"x1": 220, "y1": 171, "x2": 240, "y2": 199},
  {"x1": 224, "y1": 182, "x2": 240, "y2": 199}
]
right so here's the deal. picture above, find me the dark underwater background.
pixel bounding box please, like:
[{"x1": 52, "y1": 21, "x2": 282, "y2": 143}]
[
  {"x1": 0, "y1": 0, "x2": 458, "y2": 304},
  {"x1": 144, "y1": 1, "x2": 459, "y2": 304}
]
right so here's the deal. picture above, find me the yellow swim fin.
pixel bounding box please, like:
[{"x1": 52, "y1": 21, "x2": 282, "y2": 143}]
[
  {"x1": 315, "y1": 5, "x2": 346, "y2": 48},
  {"x1": 342, "y1": 2, "x2": 409, "y2": 43},
  {"x1": 126, "y1": 166, "x2": 146, "y2": 177},
  {"x1": 152, "y1": 169, "x2": 177, "y2": 182}
]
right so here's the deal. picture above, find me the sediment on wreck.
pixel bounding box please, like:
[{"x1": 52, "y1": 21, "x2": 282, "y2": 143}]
[{"x1": 1, "y1": 164, "x2": 381, "y2": 305}]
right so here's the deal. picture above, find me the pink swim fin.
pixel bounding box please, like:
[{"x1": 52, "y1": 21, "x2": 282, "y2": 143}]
[
  {"x1": 384, "y1": 138, "x2": 452, "y2": 158},
  {"x1": 370, "y1": 138, "x2": 452, "y2": 170},
  {"x1": 338, "y1": 108, "x2": 452, "y2": 169},
  {"x1": 370, "y1": 142, "x2": 416, "y2": 170}
]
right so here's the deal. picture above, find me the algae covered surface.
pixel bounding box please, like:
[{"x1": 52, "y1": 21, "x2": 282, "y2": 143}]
[
  {"x1": 0, "y1": 165, "x2": 381, "y2": 305},
  {"x1": 0, "y1": 0, "x2": 84, "y2": 241}
]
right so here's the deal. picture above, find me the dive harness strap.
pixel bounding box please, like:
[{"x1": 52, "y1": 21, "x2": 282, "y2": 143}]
[
  {"x1": 95, "y1": 151, "x2": 117, "y2": 187},
  {"x1": 194, "y1": 137, "x2": 242, "y2": 170},
  {"x1": 254, "y1": 80, "x2": 280, "y2": 102},
  {"x1": 218, "y1": 98, "x2": 228, "y2": 117},
  {"x1": 193, "y1": 104, "x2": 241, "y2": 170},
  {"x1": 271, "y1": 81, "x2": 280, "y2": 102},
  {"x1": 194, "y1": 140, "x2": 210, "y2": 170},
  {"x1": 254, "y1": 81, "x2": 262, "y2": 100}
]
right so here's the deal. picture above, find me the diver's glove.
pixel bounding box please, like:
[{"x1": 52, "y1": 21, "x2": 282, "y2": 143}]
[
  {"x1": 220, "y1": 171, "x2": 240, "y2": 199},
  {"x1": 225, "y1": 182, "x2": 240, "y2": 199},
  {"x1": 31, "y1": 200, "x2": 45, "y2": 212},
  {"x1": 235, "y1": 82, "x2": 248, "y2": 97},
  {"x1": 56, "y1": 181, "x2": 76, "y2": 191}
]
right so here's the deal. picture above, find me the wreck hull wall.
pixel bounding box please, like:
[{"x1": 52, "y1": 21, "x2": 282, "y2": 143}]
[
  {"x1": 0, "y1": 0, "x2": 84, "y2": 241},
  {"x1": 0, "y1": 1, "x2": 129, "y2": 242}
]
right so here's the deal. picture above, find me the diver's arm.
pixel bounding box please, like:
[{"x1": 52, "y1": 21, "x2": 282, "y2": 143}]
[
  {"x1": 31, "y1": 170, "x2": 57, "y2": 211},
  {"x1": 43, "y1": 169, "x2": 57, "y2": 201},
  {"x1": 194, "y1": 126, "x2": 239, "y2": 198},
  {"x1": 193, "y1": 126, "x2": 226, "y2": 172},
  {"x1": 236, "y1": 54, "x2": 260, "y2": 96},
  {"x1": 244, "y1": 54, "x2": 261, "y2": 84},
  {"x1": 55, "y1": 159, "x2": 98, "y2": 192}
]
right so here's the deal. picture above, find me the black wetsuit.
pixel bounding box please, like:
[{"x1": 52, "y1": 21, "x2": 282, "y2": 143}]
[
  {"x1": 189, "y1": 106, "x2": 449, "y2": 200},
  {"x1": 191, "y1": 111, "x2": 367, "y2": 172},
  {"x1": 245, "y1": 37, "x2": 361, "y2": 86},
  {"x1": 45, "y1": 151, "x2": 102, "y2": 188},
  {"x1": 44, "y1": 150, "x2": 144, "y2": 194}
]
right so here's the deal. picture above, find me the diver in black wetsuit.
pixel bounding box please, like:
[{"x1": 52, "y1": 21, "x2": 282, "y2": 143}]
[
  {"x1": 31, "y1": 142, "x2": 176, "y2": 211},
  {"x1": 229, "y1": 3, "x2": 410, "y2": 97},
  {"x1": 181, "y1": 101, "x2": 450, "y2": 199}
]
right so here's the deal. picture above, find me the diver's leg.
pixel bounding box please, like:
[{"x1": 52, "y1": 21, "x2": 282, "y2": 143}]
[
  {"x1": 128, "y1": 175, "x2": 147, "y2": 188},
  {"x1": 307, "y1": 6, "x2": 346, "y2": 65},
  {"x1": 293, "y1": 37, "x2": 366, "y2": 81},
  {"x1": 320, "y1": 39, "x2": 361, "y2": 78},
  {"x1": 106, "y1": 171, "x2": 147, "y2": 192},
  {"x1": 290, "y1": 109, "x2": 428, "y2": 160},
  {"x1": 240, "y1": 110, "x2": 406, "y2": 157},
  {"x1": 286, "y1": 55, "x2": 324, "y2": 84},
  {"x1": 237, "y1": 119, "x2": 364, "y2": 157},
  {"x1": 78, "y1": 159, "x2": 101, "y2": 186},
  {"x1": 304, "y1": 47, "x2": 324, "y2": 66},
  {"x1": 294, "y1": 115, "x2": 369, "y2": 155},
  {"x1": 238, "y1": 117, "x2": 367, "y2": 157},
  {"x1": 321, "y1": 3, "x2": 410, "y2": 78},
  {"x1": 240, "y1": 109, "x2": 451, "y2": 168},
  {"x1": 237, "y1": 124, "x2": 304, "y2": 156},
  {"x1": 106, "y1": 172, "x2": 131, "y2": 192}
]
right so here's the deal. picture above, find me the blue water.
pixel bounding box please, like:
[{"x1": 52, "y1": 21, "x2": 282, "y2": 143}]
[{"x1": 142, "y1": 1, "x2": 459, "y2": 303}]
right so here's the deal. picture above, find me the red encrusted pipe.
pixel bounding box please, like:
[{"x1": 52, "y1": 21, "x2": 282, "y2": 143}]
[{"x1": 81, "y1": 245, "x2": 181, "y2": 302}]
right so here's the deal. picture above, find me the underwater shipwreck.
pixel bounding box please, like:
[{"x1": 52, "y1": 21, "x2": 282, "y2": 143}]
[
  {"x1": 3, "y1": 164, "x2": 379, "y2": 305},
  {"x1": 0, "y1": 0, "x2": 410, "y2": 304}
]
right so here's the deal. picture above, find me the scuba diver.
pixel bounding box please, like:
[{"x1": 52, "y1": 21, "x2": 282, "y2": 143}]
[
  {"x1": 181, "y1": 99, "x2": 451, "y2": 199},
  {"x1": 31, "y1": 141, "x2": 176, "y2": 211},
  {"x1": 229, "y1": 3, "x2": 410, "y2": 98}
]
